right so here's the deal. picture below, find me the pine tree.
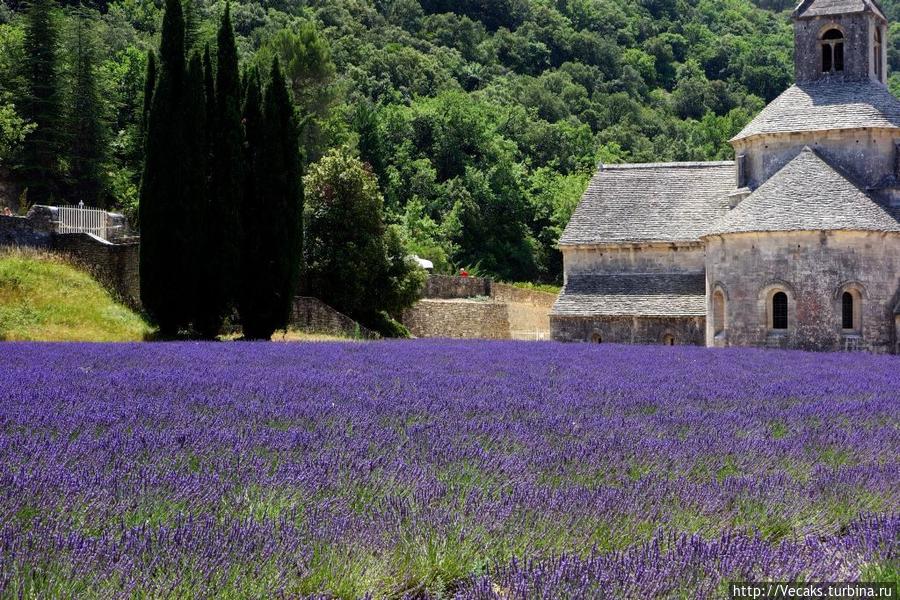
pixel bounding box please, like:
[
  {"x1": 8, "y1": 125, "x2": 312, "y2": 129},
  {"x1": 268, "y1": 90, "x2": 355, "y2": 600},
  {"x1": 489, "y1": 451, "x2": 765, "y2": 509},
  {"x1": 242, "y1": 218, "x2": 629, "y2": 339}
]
[
  {"x1": 20, "y1": 0, "x2": 63, "y2": 205},
  {"x1": 66, "y1": 10, "x2": 107, "y2": 207},
  {"x1": 194, "y1": 3, "x2": 243, "y2": 338},
  {"x1": 139, "y1": 0, "x2": 188, "y2": 336}
]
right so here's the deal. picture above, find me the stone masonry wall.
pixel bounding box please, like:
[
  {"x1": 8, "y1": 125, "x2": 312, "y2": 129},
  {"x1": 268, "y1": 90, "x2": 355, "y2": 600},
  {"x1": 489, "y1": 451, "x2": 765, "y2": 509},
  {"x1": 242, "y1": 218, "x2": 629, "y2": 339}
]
[
  {"x1": 290, "y1": 297, "x2": 379, "y2": 339},
  {"x1": 423, "y1": 275, "x2": 491, "y2": 299},
  {"x1": 490, "y1": 283, "x2": 557, "y2": 307},
  {"x1": 733, "y1": 129, "x2": 898, "y2": 191},
  {"x1": 403, "y1": 299, "x2": 510, "y2": 339},
  {"x1": 54, "y1": 233, "x2": 141, "y2": 308},
  {"x1": 0, "y1": 214, "x2": 53, "y2": 248},
  {"x1": 551, "y1": 315, "x2": 706, "y2": 345},
  {"x1": 491, "y1": 283, "x2": 557, "y2": 340},
  {"x1": 705, "y1": 230, "x2": 900, "y2": 353},
  {"x1": 793, "y1": 13, "x2": 880, "y2": 84}
]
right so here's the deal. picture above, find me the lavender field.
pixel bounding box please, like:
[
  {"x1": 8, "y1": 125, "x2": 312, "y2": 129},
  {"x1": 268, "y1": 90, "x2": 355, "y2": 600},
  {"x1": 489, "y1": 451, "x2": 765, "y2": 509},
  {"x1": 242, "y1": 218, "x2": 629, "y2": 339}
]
[{"x1": 0, "y1": 341, "x2": 897, "y2": 598}]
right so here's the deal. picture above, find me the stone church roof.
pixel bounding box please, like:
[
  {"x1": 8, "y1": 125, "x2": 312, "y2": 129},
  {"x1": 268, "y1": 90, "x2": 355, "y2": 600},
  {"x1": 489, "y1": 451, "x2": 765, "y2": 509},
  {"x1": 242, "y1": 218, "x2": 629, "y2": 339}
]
[
  {"x1": 705, "y1": 147, "x2": 900, "y2": 236},
  {"x1": 552, "y1": 273, "x2": 706, "y2": 317},
  {"x1": 793, "y1": 0, "x2": 886, "y2": 19},
  {"x1": 732, "y1": 81, "x2": 900, "y2": 142},
  {"x1": 559, "y1": 162, "x2": 735, "y2": 245}
]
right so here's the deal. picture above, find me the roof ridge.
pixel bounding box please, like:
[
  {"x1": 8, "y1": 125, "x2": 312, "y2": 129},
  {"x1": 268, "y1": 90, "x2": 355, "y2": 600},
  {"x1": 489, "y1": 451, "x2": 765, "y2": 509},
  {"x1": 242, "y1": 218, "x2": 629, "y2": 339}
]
[{"x1": 603, "y1": 161, "x2": 734, "y2": 171}]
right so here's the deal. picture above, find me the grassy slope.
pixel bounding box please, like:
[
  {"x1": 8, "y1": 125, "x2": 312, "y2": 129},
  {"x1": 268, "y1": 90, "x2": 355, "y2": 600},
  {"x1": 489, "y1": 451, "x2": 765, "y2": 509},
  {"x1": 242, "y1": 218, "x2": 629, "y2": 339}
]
[{"x1": 0, "y1": 249, "x2": 151, "y2": 342}]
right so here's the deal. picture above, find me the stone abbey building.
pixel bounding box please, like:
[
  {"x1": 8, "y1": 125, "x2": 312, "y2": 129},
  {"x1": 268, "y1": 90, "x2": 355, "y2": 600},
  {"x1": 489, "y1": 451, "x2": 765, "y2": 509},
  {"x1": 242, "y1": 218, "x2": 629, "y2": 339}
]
[{"x1": 552, "y1": 0, "x2": 900, "y2": 353}]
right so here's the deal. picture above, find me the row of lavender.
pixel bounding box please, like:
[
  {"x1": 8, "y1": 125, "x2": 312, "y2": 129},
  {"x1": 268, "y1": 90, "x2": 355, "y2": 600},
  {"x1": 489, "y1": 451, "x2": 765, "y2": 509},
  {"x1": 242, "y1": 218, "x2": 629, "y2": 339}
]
[{"x1": 0, "y1": 341, "x2": 897, "y2": 598}]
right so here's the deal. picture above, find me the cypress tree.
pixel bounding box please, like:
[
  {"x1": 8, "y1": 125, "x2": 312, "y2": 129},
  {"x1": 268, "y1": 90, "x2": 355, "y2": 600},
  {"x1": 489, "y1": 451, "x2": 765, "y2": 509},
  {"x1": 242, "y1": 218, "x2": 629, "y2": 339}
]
[
  {"x1": 140, "y1": 51, "x2": 156, "y2": 145},
  {"x1": 66, "y1": 10, "x2": 106, "y2": 207},
  {"x1": 20, "y1": 0, "x2": 63, "y2": 205},
  {"x1": 250, "y1": 58, "x2": 302, "y2": 338},
  {"x1": 139, "y1": 0, "x2": 188, "y2": 336},
  {"x1": 184, "y1": 52, "x2": 208, "y2": 329},
  {"x1": 202, "y1": 44, "x2": 215, "y2": 136},
  {"x1": 195, "y1": 3, "x2": 243, "y2": 338},
  {"x1": 236, "y1": 69, "x2": 267, "y2": 338}
]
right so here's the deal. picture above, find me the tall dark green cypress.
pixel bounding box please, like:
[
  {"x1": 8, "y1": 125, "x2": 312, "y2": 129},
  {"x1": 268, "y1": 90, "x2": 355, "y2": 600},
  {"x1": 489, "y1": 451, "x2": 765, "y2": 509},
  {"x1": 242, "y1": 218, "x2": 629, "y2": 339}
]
[
  {"x1": 140, "y1": 51, "x2": 156, "y2": 146},
  {"x1": 20, "y1": 0, "x2": 63, "y2": 205},
  {"x1": 195, "y1": 3, "x2": 243, "y2": 338},
  {"x1": 139, "y1": 0, "x2": 188, "y2": 336},
  {"x1": 66, "y1": 10, "x2": 106, "y2": 207},
  {"x1": 237, "y1": 69, "x2": 267, "y2": 338},
  {"x1": 240, "y1": 57, "x2": 302, "y2": 338},
  {"x1": 202, "y1": 44, "x2": 215, "y2": 137},
  {"x1": 184, "y1": 52, "x2": 208, "y2": 330}
]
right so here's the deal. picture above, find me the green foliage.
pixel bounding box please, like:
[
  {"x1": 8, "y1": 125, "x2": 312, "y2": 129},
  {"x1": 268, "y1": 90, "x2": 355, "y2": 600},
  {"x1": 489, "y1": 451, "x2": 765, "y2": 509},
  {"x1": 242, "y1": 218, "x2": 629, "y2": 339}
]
[
  {"x1": 64, "y1": 9, "x2": 107, "y2": 207},
  {"x1": 20, "y1": 0, "x2": 64, "y2": 204},
  {"x1": 256, "y1": 24, "x2": 336, "y2": 163},
  {"x1": 0, "y1": 97, "x2": 33, "y2": 165},
  {"x1": 304, "y1": 146, "x2": 424, "y2": 335}
]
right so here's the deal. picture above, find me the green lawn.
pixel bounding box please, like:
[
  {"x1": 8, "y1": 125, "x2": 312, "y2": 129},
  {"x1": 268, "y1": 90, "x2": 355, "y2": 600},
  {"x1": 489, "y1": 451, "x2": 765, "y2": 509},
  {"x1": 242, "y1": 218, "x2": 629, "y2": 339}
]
[{"x1": 0, "y1": 248, "x2": 152, "y2": 342}]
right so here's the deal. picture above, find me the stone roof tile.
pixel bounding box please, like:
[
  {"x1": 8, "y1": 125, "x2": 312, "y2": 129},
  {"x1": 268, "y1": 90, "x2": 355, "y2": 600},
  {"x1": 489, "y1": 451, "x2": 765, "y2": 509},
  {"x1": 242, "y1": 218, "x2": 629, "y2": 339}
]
[
  {"x1": 705, "y1": 147, "x2": 900, "y2": 235},
  {"x1": 732, "y1": 81, "x2": 900, "y2": 142},
  {"x1": 559, "y1": 162, "x2": 735, "y2": 245},
  {"x1": 551, "y1": 273, "x2": 706, "y2": 317},
  {"x1": 793, "y1": 0, "x2": 885, "y2": 19}
]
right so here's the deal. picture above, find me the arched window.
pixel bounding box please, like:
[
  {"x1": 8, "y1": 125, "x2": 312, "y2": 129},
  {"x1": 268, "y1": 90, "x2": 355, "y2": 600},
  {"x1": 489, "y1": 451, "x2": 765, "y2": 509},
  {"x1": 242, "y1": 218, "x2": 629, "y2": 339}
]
[
  {"x1": 662, "y1": 334, "x2": 675, "y2": 346},
  {"x1": 772, "y1": 292, "x2": 788, "y2": 330},
  {"x1": 842, "y1": 292, "x2": 854, "y2": 329},
  {"x1": 821, "y1": 28, "x2": 844, "y2": 73},
  {"x1": 874, "y1": 27, "x2": 883, "y2": 82},
  {"x1": 591, "y1": 333, "x2": 602, "y2": 344},
  {"x1": 840, "y1": 288, "x2": 862, "y2": 332},
  {"x1": 713, "y1": 290, "x2": 726, "y2": 336}
]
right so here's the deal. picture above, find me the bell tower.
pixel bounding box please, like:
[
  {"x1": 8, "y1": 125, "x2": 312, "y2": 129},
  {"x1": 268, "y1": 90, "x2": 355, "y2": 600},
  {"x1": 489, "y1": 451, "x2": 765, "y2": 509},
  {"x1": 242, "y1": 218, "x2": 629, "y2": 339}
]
[{"x1": 792, "y1": 0, "x2": 888, "y2": 84}]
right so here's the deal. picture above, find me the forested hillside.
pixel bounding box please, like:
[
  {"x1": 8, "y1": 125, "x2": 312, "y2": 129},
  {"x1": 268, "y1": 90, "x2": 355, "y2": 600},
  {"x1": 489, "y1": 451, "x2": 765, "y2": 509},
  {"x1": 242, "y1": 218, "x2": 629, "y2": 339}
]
[{"x1": 2, "y1": 0, "x2": 900, "y2": 284}]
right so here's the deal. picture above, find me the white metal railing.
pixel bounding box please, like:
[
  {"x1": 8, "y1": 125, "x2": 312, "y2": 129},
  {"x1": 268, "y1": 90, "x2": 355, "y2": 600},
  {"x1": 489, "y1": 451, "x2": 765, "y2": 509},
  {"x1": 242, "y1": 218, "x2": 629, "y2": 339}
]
[{"x1": 56, "y1": 203, "x2": 108, "y2": 241}]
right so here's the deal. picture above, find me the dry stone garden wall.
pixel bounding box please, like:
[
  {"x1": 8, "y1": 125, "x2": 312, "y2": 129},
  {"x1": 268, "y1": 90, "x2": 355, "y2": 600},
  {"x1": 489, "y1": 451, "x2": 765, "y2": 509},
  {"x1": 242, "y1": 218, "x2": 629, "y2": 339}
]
[{"x1": 402, "y1": 277, "x2": 558, "y2": 339}]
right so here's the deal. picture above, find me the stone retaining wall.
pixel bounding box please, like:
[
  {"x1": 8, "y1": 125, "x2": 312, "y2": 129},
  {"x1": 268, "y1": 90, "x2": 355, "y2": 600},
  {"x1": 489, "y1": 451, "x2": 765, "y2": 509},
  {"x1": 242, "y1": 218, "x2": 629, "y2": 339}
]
[
  {"x1": 290, "y1": 297, "x2": 379, "y2": 339},
  {"x1": 490, "y1": 283, "x2": 557, "y2": 306},
  {"x1": 403, "y1": 299, "x2": 510, "y2": 339},
  {"x1": 407, "y1": 276, "x2": 557, "y2": 339},
  {"x1": 0, "y1": 214, "x2": 53, "y2": 248},
  {"x1": 54, "y1": 233, "x2": 141, "y2": 308},
  {"x1": 491, "y1": 283, "x2": 557, "y2": 340}
]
